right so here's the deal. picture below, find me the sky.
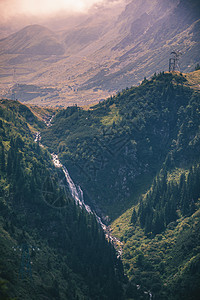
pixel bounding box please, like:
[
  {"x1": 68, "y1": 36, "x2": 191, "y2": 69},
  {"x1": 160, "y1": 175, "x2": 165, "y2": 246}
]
[{"x1": 0, "y1": 0, "x2": 106, "y2": 21}]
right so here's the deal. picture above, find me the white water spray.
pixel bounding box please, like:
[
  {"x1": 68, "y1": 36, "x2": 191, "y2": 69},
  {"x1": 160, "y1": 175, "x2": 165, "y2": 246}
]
[{"x1": 52, "y1": 154, "x2": 123, "y2": 255}]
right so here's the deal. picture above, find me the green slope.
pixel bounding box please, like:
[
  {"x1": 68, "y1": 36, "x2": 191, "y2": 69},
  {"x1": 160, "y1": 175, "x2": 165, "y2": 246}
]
[
  {"x1": 40, "y1": 70, "x2": 200, "y2": 299},
  {"x1": 111, "y1": 166, "x2": 200, "y2": 299},
  {"x1": 41, "y1": 71, "x2": 200, "y2": 220},
  {"x1": 0, "y1": 99, "x2": 125, "y2": 300},
  {"x1": 1, "y1": 69, "x2": 199, "y2": 300}
]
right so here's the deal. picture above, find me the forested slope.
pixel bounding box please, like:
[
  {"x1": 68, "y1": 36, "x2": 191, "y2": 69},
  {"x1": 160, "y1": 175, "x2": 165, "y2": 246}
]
[
  {"x1": 0, "y1": 100, "x2": 124, "y2": 300},
  {"x1": 41, "y1": 70, "x2": 200, "y2": 299},
  {"x1": 1, "y1": 69, "x2": 199, "y2": 300},
  {"x1": 112, "y1": 165, "x2": 200, "y2": 299},
  {"x1": 41, "y1": 71, "x2": 200, "y2": 220}
]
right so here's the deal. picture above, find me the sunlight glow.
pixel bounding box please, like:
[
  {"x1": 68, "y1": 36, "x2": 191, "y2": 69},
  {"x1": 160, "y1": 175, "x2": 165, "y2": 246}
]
[
  {"x1": 20, "y1": 0, "x2": 92, "y2": 14},
  {"x1": 0, "y1": 0, "x2": 104, "y2": 20}
]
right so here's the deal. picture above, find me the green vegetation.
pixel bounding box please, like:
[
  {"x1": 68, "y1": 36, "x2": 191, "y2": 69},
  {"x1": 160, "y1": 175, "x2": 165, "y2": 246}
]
[
  {"x1": 27, "y1": 104, "x2": 57, "y2": 123},
  {"x1": 41, "y1": 71, "x2": 200, "y2": 299},
  {"x1": 0, "y1": 100, "x2": 125, "y2": 299},
  {"x1": 1, "y1": 69, "x2": 200, "y2": 299},
  {"x1": 184, "y1": 69, "x2": 200, "y2": 90},
  {"x1": 41, "y1": 71, "x2": 200, "y2": 219},
  {"x1": 101, "y1": 104, "x2": 122, "y2": 126},
  {"x1": 137, "y1": 165, "x2": 200, "y2": 235},
  {"x1": 112, "y1": 170, "x2": 200, "y2": 299}
]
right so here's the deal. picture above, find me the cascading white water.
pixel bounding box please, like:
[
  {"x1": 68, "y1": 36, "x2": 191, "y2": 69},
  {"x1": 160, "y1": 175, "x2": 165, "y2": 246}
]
[
  {"x1": 34, "y1": 132, "x2": 41, "y2": 142},
  {"x1": 55, "y1": 155, "x2": 110, "y2": 233},
  {"x1": 34, "y1": 127, "x2": 123, "y2": 256},
  {"x1": 51, "y1": 153, "x2": 117, "y2": 241},
  {"x1": 52, "y1": 154, "x2": 93, "y2": 214},
  {"x1": 62, "y1": 165, "x2": 92, "y2": 213},
  {"x1": 35, "y1": 125, "x2": 108, "y2": 231},
  {"x1": 35, "y1": 127, "x2": 120, "y2": 247},
  {"x1": 51, "y1": 154, "x2": 124, "y2": 252}
]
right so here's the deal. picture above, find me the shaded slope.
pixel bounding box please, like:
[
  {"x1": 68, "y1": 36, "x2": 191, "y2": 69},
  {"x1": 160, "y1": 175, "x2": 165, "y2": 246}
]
[
  {"x1": 0, "y1": 99, "x2": 125, "y2": 300},
  {"x1": 40, "y1": 70, "x2": 200, "y2": 299}
]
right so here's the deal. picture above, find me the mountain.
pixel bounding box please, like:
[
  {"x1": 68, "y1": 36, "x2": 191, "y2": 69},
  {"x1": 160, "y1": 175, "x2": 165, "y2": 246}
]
[
  {"x1": 42, "y1": 71, "x2": 200, "y2": 300},
  {"x1": 0, "y1": 0, "x2": 199, "y2": 106},
  {"x1": 0, "y1": 99, "x2": 125, "y2": 299},
  {"x1": 40, "y1": 70, "x2": 200, "y2": 299},
  {"x1": 80, "y1": 0, "x2": 200, "y2": 91},
  {"x1": 111, "y1": 176, "x2": 200, "y2": 300},
  {"x1": 0, "y1": 69, "x2": 200, "y2": 299},
  {"x1": 0, "y1": 24, "x2": 65, "y2": 55},
  {"x1": 41, "y1": 70, "x2": 200, "y2": 218}
]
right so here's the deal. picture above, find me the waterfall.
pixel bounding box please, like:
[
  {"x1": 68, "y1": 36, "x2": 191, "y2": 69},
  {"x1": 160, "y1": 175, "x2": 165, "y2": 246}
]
[
  {"x1": 62, "y1": 165, "x2": 92, "y2": 213},
  {"x1": 52, "y1": 154, "x2": 93, "y2": 214},
  {"x1": 51, "y1": 153, "x2": 123, "y2": 257},
  {"x1": 35, "y1": 124, "x2": 118, "y2": 246}
]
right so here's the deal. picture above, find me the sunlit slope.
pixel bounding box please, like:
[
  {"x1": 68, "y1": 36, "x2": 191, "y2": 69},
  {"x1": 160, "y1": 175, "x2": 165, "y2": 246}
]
[
  {"x1": 0, "y1": 0, "x2": 199, "y2": 106},
  {"x1": 184, "y1": 69, "x2": 200, "y2": 90}
]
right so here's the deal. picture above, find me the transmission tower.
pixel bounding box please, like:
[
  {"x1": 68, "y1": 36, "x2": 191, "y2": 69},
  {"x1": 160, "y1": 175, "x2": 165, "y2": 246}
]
[{"x1": 169, "y1": 51, "x2": 182, "y2": 72}]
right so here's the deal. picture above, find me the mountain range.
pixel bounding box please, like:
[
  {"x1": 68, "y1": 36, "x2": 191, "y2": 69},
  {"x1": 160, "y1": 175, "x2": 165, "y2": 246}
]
[
  {"x1": 0, "y1": 69, "x2": 200, "y2": 299},
  {"x1": 0, "y1": 0, "x2": 199, "y2": 106},
  {"x1": 38, "y1": 69, "x2": 200, "y2": 299},
  {"x1": 0, "y1": 0, "x2": 200, "y2": 298}
]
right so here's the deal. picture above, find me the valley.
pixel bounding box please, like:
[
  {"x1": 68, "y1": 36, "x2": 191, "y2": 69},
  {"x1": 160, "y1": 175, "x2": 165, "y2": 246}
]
[
  {"x1": 0, "y1": 0, "x2": 199, "y2": 106},
  {"x1": 39, "y1": 69, "x2": 200, "y2": 299},
  {"x1": 0, "y1": 99, "x2": 125, "y2": 299},
  {"x1": 0, "y1": 1, "x2": 200, "y2": 299},
  {"x1": 0, "y1": 69, "x2": 200, "y2": 299}
]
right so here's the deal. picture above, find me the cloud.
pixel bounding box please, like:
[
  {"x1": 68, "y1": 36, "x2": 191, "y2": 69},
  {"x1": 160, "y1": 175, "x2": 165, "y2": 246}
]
[{"x1": 0, "y1": 0, "x2": 105, "y2": 21}]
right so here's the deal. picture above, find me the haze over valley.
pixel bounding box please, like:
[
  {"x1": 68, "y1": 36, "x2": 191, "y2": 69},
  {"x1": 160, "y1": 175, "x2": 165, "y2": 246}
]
[
  {"x1": 0, "y1": 0, "x2": 199, "y2": 106},
  {"x1": 0, "y1": 1, "x2": 200, "y2": 300}
]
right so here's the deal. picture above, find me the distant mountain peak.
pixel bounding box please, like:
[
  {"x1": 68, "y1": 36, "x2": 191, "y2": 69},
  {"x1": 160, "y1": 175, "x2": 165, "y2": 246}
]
[{"x1": 0, "y1": 24, "x2": 64, "y2": 55}]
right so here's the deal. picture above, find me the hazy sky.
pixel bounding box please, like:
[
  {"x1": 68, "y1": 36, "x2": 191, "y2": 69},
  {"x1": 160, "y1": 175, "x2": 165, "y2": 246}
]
[{"x1": 0, "y1": 0, "x2": 106, "y2": 21}]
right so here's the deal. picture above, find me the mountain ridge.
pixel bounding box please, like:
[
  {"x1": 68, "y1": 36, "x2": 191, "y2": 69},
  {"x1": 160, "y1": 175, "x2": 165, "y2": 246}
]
[
  {"x1": 41, "y1": 70, "x2": 200, "y2": 219},
  {"x1": 0, "y1": 0, "x2": 199, "y2": 106},
  {"x1": 0, "y1": 69, "x2": 199, "y2": 299},
  {"x1": 0, "y1": 24, "x2": 65, "y2": 55}
]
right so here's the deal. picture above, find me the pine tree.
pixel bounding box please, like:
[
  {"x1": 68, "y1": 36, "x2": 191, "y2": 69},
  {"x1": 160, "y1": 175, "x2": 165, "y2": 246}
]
[
  {"x1": 139, "y1": 201, "x2": 145, "y2": 228},
  {"x1": 152, "y1": 211, "x2": 165, "y2": 234},
  {"x1": 144, "y1": 213, "x2": 153, "y2": 234},
  {"x1": 0, "y1": 142, "x2": 5, "y2": 172},
  {"x1": 131, "y1": 208, "x2": 137, "y2": 224},
  {"x1": 6, "y1": 148, "x2": 13, "y2": 176}
]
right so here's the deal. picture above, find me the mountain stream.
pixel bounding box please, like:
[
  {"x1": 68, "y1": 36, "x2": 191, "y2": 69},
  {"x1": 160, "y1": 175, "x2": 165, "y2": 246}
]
[
  {"x1": 35, "y1": 130, "x2": 123, "y2": 257},
  {"x1": 35, "y1": 124, "x2": 154, "y2": 297}
]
